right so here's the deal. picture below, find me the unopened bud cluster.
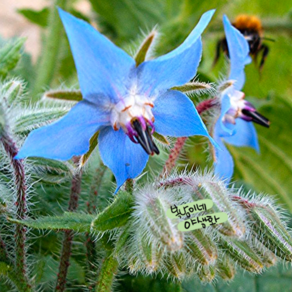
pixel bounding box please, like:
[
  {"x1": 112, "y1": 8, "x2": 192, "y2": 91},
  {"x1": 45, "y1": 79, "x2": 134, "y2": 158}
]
[{"x1": 114, "y1": 172, "x2": 292, "y2": 282}]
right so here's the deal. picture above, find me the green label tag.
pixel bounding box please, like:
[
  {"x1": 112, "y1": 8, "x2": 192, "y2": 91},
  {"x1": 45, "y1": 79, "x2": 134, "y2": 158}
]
[
  {"x1": 178, "y1": 212, "x2": 228, "y2": 232},
  {"x1": 166, "y1": 199, "x2": 213, "y2": 219}
]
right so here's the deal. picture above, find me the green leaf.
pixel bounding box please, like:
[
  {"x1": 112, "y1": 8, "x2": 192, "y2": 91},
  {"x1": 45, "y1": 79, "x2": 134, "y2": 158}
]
[
  {"x1": 17, "y1": 8, "x2": 50, "y2": 27},
  {"x1": 0, "y1": 38, "x2": 25, "y2": 79},
  {"x1": 9, "y1": 212, "x2": 95, "y2": 233},
  {"x1": 14, "y1": 107, "x2": 69, "y2": 134},
  {"x1": 92, "y1": 191, "x2": 134, "y2": 232}
]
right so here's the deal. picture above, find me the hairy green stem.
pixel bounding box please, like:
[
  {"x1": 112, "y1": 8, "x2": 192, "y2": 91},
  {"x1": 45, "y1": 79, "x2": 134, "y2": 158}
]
[
  {"x1": 96, "y1": 253, "x2": 119, "y2": 292},
  {"x1": 161, "y1": 98, "x2": 216, "y2": 177},
  {"x1": 55, "y1": 169, "x2": 82, "y2": 292},
  {"x1": 32, "y1": 0, "x2": 67, "y2": 101},
  {"x1": 85, "y1": 165, "x2": 107, "y2": 291},
  {"x1": 1, "y1": 133, "x2": 31, "y2": 291}
]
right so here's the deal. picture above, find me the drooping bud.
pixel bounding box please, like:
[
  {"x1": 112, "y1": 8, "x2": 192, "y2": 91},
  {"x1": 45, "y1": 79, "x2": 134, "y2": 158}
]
[
  {"x1": 252, "y1": 239, "x2": 277, "y2": 267},
  {"x1": 184, "y1": 229, "x2": 218, "y2": 266},
  {"x1": 192, "y1": 181, "x2": 246, "y2": 238},
  {"x1": 242, "y1": 201, "x2": 292, "y2": 261},
  {"x1": 137, "y1": 231, "x2": 164, "y2": 273},
  {"x1": 218, "y1": 236, "x2": 263, "y2": 273},
  {"x1": 164, "y1": 251, "x2": 187, "y2": 280},
  {"x1": 216, "y1": 256, "x2": 236, "y2": 280},
  {"x1": 133, "y1": 188, "x2": 183, "y2": 252},
  {"x1": 197, "y1": 264, "x2": 216, "y2": 282}
]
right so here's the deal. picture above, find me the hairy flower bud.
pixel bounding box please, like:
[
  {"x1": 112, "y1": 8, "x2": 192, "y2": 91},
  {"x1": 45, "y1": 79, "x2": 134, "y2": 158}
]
[
  {"x1": 216, "y1": 256, "x2": 236, "y2": 280},
  {"x1": 218, "y1": 237, "x2": 263, "y2": 273},
  {"x1": 164, "y1": 251, "x2": 187, "y2": 280},
  {"x1": 244, "y1": 201, "x2": 292, "y2": 261},
  {"x1": 184, "y1": 230, "x2": 217, "y2": 266},
  {"x1": 197, "y1": 264, "x2": 216, "y2": 282},
  {"x1": 192, "y1": 180, "x2": 245, "y2": 237},
  {"x1": 133, "y1": 188, "x2": 183, "y2": 252}
]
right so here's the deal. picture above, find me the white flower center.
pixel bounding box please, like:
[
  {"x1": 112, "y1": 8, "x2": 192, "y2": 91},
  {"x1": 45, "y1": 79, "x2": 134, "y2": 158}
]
[{"x1": 110, "y1": 94, "x2": 154, "y2": 133}]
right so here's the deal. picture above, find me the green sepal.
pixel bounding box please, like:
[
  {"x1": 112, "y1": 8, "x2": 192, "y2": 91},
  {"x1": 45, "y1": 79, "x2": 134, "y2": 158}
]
[
  {"x1": 153, "y1": 132, "x2": 170, "y2": 145},
  {"x1": 172, "y1": 82, "x2": 212, "y2": 94},
  {"x1": 185, "y1": 229, "x2": 217, "y2": 266},
  {"x1": 197, "y1": 264, "x2": 216, "y2": 282},
  {"x1": 44, "y1": 89, "x2": 83, "y2": 102},
  {"x1": 216, "y1": 256, "x2": 236, "y2": 280},
  {"x1": 80, "y1": 131, "x2": 99, "y2": 166},
  {"x1": 164, "y1": 252, "x2": 186, "y2": 280},
  {"x1": 134, "y1": 29, "x2": 158, "y2": 66},
  {"x1": 218, "y1": 237, "x2": 263, "y2": 273}
]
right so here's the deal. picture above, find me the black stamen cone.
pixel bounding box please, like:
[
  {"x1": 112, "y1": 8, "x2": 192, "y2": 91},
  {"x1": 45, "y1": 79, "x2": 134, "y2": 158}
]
[
  {"x1": 132, "y1": 120, "x2": 159, "y2": 155},
  {"x1": 242, "y1": 109, "x2": 270, "y2": 128}
]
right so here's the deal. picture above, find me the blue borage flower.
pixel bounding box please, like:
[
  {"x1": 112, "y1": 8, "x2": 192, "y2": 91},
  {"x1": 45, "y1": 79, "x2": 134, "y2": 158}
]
[
  {"x1": 16, "y1": 9, "x2": 216, "y2": 190},
  {"x1": 213, "y1": 15, "x2": 270, "y2": 183}
]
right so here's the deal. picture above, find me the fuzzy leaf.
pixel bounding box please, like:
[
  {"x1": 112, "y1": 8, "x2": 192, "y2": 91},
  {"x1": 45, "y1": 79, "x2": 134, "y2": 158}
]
[
  {"x1": 9, "y1": 212, "x2": 94, "y2": 232},
  {"x1": 91, "y1": 191, "x2": 134, "y2": 232},
  {"x1": 14, "y1": 107, "x2": 69, "y2": 134},
  {"x1": 0, "y1": 38, "x2": 25, "y2": 78}
]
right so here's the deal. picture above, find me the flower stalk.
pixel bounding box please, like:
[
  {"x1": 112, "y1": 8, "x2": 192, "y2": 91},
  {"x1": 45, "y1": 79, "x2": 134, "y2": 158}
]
[
  {"x1": 96, "y1": 253, "x2": 119, "y2": 292},
  {"x1": 1, "y1": 133, "x2": 31, "y2": 291},
  {"x1": 161, "y1": 98, "x2": 216, "y2": 176},
  {"x1": 55, "y1": 168, "x2": 83, "y2": 292},
  {"x1": 85, "y1": 165, "x2": 106, "y2": 290}
]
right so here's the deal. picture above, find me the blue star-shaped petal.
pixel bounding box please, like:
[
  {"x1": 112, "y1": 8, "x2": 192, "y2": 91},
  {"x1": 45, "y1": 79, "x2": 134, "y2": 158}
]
[
  {"x1": 16, "y1": 9, "x2": 216, "y2": 190},
  {"x1": 213, "y1": 15, "x2": 270, "y2": 183}
]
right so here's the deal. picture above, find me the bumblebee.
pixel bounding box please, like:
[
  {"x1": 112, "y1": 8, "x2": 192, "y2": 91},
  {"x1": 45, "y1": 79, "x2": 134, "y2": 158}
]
[{"x1": 214, "y1": 15, "x2": 271, "y2": 70}]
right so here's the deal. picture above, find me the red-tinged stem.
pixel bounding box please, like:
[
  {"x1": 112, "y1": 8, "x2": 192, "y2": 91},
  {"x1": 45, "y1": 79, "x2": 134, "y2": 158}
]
[
  {"x1": 161, "y1": 98, "x2": 216, "y2": 177},
  {"x1": 55, "y1": 169, "x2": 82, "y2": 292},
  {"x1": 85, "y1": 165, "x2": 106, "y2": 291},
  {"x1": 1, "y1": 133, "x2": 31, "y2": 291}
]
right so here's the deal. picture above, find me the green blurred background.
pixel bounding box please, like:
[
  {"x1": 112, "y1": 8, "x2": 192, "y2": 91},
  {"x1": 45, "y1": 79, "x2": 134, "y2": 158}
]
[{"x1": 1, "y1": 0, "x2": 292, "y2": 290}]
